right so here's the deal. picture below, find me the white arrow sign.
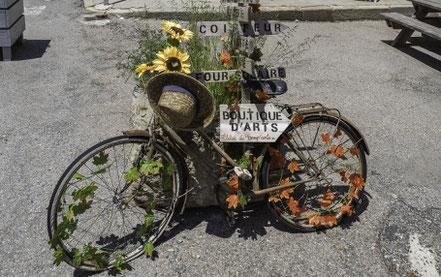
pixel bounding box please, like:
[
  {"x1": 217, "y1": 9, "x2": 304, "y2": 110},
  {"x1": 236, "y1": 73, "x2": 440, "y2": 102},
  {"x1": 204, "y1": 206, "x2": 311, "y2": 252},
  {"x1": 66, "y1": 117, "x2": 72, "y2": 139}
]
[
  {"x1": 191, "y1": 70, "x2": 237, "y2": 83},
  {"x1": 243, "y1": 67, "x2": 286, "y2": 80},
  {"x1": 197, "y1": 20, "x2": 288, "y2": 36},
  {"x1": 220, "y1": 104, "x2": 290, "y2": 142}
]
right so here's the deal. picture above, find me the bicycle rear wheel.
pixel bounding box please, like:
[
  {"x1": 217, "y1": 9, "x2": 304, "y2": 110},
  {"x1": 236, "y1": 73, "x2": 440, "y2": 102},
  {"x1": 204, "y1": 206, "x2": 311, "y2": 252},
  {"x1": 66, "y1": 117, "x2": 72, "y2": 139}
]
[
  {"x1": 261, "y1": 115, "x2": 367, "y2": 231},
  {"x1": 47, "y1": 136, "x2": 183, "y2": 271}
]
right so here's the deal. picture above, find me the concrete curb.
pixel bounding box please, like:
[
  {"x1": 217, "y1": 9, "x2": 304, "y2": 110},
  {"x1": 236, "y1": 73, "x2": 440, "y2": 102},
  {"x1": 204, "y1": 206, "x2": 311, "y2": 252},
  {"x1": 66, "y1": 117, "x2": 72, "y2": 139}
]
[{"x1": 83, "y1": 3, "x2": 415, "y2": 21}]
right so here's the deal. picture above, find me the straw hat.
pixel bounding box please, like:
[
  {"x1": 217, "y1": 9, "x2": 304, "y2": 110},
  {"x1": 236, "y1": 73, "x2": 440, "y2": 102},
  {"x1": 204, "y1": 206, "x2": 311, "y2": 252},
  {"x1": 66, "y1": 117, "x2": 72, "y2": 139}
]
[{"x1": 146, "y1": 73, "x2": 215, "y2": 131}]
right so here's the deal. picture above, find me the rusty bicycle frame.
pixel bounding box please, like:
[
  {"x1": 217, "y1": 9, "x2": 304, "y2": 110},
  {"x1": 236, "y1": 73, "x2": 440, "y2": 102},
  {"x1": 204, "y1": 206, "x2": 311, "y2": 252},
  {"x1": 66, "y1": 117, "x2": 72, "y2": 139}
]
[{"x1": 123, "y1": 102, "x2": 370, "y2": 213}]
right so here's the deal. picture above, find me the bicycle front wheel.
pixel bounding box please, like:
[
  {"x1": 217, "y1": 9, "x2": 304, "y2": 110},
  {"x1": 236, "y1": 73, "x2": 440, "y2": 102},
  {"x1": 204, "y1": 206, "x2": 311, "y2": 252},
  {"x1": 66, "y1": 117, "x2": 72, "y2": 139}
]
[
  {"x1": 261, "y1": 115, "x2": 367, "y2": 231},
  {"x1": 48, "y1": 136, "x2": 183, "y2": 271}
]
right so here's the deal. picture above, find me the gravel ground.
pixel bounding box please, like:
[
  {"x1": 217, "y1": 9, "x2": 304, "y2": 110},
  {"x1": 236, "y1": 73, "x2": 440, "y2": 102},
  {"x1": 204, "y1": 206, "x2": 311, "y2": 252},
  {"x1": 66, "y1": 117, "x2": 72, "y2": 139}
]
[{"x1": 0, "y1": 0, "x2": 440, "y2": 276}]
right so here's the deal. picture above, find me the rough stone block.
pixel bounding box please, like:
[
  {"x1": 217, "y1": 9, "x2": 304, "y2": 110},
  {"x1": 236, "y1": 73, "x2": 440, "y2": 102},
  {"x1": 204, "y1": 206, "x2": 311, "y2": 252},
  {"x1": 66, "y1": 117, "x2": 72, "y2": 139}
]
[
  {"x1": 333, "y1": 5, "x2": 389, "y2": 21},
  {"x1": 301, "y1": 6, "x2": 333, "y2": 22}
]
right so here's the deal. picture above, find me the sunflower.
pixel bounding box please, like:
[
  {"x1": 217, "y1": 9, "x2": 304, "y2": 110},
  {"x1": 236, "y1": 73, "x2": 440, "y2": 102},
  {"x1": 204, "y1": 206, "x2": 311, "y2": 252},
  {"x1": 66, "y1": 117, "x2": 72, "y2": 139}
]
[
  {"x1": 153, "y1": 46, "x2": 191, "y2": 74},
  {"x1": 161, "y1": 20, "x2": 194, "y2": 42},
  {"x1": 135, "y1": 63, "x2": 156, "y2": 78}
]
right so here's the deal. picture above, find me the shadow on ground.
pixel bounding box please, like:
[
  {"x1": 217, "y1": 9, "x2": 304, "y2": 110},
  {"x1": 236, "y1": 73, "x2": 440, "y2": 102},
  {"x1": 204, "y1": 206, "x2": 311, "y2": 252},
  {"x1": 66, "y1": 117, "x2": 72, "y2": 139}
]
[
  {"x1": 7, "y1": 39, "x2": 51, "y2": 61},
  {"x1": 73, "y1": 192, "x2": 370, "y2": 276},
  {"x1": 382, "y1": 37, "x2": 441, "y2": 72}
]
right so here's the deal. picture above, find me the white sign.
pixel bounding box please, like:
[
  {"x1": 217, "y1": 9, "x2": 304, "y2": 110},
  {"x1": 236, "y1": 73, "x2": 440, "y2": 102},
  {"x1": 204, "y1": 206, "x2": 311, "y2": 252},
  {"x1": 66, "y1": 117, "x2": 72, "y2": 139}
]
[
  {"x1": 242, "y1": 58, "x2": 256, "y2": 76},
  {"x1": 238, "y1": 36, "x2": 254, "y2": 54},
  {"x1": 197, "y1": 20, "x2": 288, "y2": 36},
  {"x1": 220, "y1": 104, "x2": 290, "y2": 142},
  {"x1": 243, "y1": 67, "x2": 286, "y2": 80},
  {"x1": 241, "y1": 21, "x2": 288, "y2": 36},
  {"x1": 191, "y1": 70, "x2": 236, "y2": 83},
  {"x1": 221, "y1": 0, "x2": 259, "y2": 4},
  {"x1": 226, "y1": 6, "x2": 250, "y2": 22}
]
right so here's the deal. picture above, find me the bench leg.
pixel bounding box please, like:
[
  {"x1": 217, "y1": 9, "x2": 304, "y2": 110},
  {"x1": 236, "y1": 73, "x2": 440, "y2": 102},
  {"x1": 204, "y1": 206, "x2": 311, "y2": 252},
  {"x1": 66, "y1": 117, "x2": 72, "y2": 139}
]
[
  {"x1": 16, "y1": 35, "x2": 23, "y2": 46},
  {"x1": 2, "y1": 47, "x2": 12, "y2": 61},
  {"x1": 391, "y1": 28, "x2": 415, "y2": 46},
  {"x1": 391, "y1": 6, "x2": 429, "y2": 47}
]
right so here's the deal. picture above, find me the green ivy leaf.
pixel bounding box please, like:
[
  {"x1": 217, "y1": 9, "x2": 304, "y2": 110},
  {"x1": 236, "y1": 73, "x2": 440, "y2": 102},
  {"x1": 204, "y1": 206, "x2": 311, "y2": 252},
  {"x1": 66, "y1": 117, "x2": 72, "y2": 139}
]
[
  {"x1": 144, "y1": 197, "x2": 157, "y2": 213},
  {"x1": 254, "y1": 158, "x2": 260, "y2": 172},
  {"x1": 166, "y1": 37, "x2": 180, "y2": 47},
  {"x1": 144, "y1": 242, "x2": 154, "y2": 257},
  {"x1": 72, "y1": 183, "x2": 98, "y2": 202},
  {"x1": 82, "y1": 243, "x2": 95, "y2": 261},
  {"x1": 239, "y1": 194, "x2": 247, "y2": 209},
  {"x1": 113, "y1": 257, "x2": 129, "y2": 272},
  {"x1": 92, "y1": 152, "x2": 109, "y2": 166},
  {"x1": 91, "y1": 164, "x2": 112, "y2": 175},
  {"x1": 140, "y1": 159, "x2": 163, "y2": 175},
  {"x1": 72, "y1": 200, "x2": 92, "y2": 216},
  {"x1": 145, "y1": 214, "x2": 154, "y2": 227},
  {"x1": 53, "y1": 247, "x2": 66, "y2": 266},
  {"x1": 48, "y1": 235, "x2": 60, "y2": 249},
  {"x1": 136, "y1": 224, "x2": 151, "y2": 239},
  {"x1": 93, "y1": 253, "x2": 109, "y2": 270},
  {"x1": 124, "y1": 167, "x2": 140, "y2": 183},
  {"x1": 71, "y1": 248, "x2": 83, "y2": 266},
  {"x1": 239, "y1": 155, "x2": 251, "y2": 169},
  {"x1": 66, "y1": 205, "x2": 75, "y2": 223},
  {"x1": 165, "y1": 162, "x2": 176, "y2": 175},
  {"x1": 71, "y1": 173, "x2": 84, "y2": 181}
]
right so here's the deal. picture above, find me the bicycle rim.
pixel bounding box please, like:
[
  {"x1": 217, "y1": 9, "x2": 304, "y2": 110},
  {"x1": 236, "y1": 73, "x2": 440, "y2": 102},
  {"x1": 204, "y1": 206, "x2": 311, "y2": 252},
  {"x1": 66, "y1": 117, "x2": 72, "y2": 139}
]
[
  {"x1": 48, "y1": 136, "x2": 182, "y2": 270},
  {"x1": 262, "y1": 115, "x2": 367, "y2": 231}
]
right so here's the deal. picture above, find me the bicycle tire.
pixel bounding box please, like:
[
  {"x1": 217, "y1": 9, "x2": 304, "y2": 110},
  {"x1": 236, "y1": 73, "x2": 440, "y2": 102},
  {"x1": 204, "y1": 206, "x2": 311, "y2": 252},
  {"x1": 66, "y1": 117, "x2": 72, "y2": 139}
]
[
  {"x1": 47, "y1": 135, "x2": 184, "y2": 271},
  {"x1": 261, "y1": 115, "x2": 367, "y2": 232}
]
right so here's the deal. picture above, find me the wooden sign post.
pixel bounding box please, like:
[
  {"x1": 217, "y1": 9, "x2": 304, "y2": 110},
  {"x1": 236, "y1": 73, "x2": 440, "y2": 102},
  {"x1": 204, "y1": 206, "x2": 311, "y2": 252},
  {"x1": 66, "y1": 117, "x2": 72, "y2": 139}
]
[{"x1": 192, "y1": 0, "x2": 290, "y2": 127}]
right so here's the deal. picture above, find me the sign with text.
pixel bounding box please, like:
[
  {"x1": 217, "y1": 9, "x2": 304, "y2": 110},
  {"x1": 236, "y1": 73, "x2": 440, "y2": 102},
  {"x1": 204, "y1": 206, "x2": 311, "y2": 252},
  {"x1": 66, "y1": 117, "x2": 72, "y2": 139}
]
[
  {"x1": 221, "y1": 0, "x2": 259, "y2": 4},
  {"x1": 198, "y1": 20, "x2": 288, "y2": 36},
  {"x1": 238, "y1": 36, "x2": 254, "y2": 54},
  {"x1": 243, "y1": 67, "x2": 286, "y2": 80},
  {"x1": 220, "y1": 104, "x2": 290, "y2": 142},
  {"x1": 226, "y1": 6, "x2": 250, "y2": 22},
  {"x1": 191, "y1": 70, "x2": 237, "y2": 82}
]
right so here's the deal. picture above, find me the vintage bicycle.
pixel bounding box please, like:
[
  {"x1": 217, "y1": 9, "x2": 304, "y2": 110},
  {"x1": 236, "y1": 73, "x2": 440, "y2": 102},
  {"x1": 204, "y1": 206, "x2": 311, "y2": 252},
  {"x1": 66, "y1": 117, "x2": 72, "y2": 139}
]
[{"x1": 47, "y1": 73, "x2": 369, "y2": 271}]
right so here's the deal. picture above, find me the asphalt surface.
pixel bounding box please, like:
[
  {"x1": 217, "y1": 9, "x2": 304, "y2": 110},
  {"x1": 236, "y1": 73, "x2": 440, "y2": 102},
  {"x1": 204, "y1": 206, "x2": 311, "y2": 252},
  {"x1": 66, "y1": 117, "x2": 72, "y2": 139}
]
[{"x1": 0, "y1": 0, "x2": 440, "y2": 276}]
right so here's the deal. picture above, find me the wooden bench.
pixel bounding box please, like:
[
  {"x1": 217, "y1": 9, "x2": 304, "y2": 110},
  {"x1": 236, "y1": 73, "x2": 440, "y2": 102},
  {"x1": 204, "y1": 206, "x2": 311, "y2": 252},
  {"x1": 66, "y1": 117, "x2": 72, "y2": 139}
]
[{"x1": 381, "y1": 0, "x2": 441, "y2": 46}]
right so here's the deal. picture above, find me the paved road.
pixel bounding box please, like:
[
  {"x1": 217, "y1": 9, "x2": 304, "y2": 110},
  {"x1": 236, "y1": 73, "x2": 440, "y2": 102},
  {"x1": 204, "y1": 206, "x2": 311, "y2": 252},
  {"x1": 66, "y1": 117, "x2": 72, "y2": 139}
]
[{"x1": 0, "y1": 0, "x2": 440, "y2": 276}]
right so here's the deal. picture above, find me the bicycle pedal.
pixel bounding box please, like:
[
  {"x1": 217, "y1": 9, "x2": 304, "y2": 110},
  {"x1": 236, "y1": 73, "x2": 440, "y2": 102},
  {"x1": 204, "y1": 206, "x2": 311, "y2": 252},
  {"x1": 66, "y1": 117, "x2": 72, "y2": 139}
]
[{"x1": 234, "y1": 166, "x2": 252, "y2": 181}]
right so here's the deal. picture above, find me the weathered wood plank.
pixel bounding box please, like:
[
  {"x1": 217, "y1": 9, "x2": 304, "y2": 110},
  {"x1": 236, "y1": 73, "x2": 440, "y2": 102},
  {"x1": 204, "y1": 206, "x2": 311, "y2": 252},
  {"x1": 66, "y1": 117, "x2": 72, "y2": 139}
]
[
  {"x1": 0, "y1": 0, "x2": 24, "y2": 28},
  {"x1": 381, "y1": 12, "x2": 441, "y2": 42},
  {"x1": 0, "y1": 0, "x2": 17, "y2": 9},
  {"x1": 411, "y1": 0, "x2": 441, "y2": 12},
  {"x1": 0, "y1": 14, "x2": 25, "y2": 47}
]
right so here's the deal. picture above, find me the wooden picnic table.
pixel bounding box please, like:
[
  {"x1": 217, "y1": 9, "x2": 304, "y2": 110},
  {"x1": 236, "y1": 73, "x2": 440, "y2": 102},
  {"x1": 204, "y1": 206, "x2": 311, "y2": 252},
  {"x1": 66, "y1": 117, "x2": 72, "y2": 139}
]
[{"x1": 381, "y1": 0, "x2": 441, "y2": 46}]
